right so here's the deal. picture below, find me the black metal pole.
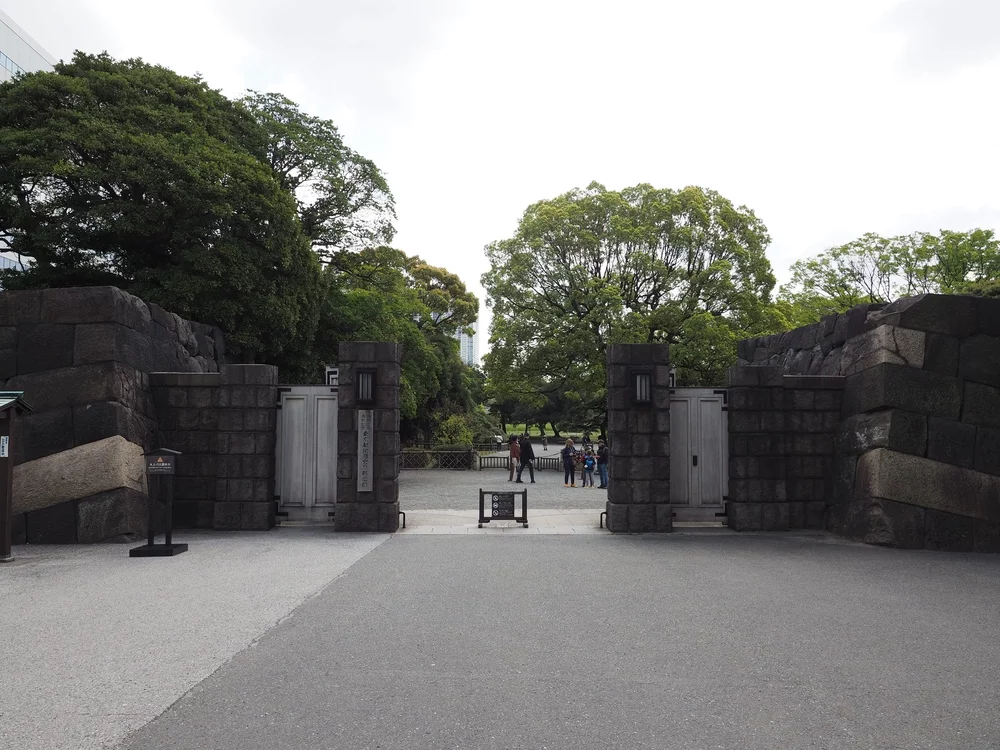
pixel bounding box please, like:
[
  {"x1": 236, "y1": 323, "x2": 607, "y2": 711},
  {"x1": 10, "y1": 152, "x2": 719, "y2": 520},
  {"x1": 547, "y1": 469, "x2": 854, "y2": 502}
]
[
  {"x1": 165, "y1": 474, "x2": 173, "y2": 547},
  {"x1": 0, "y1": 413, "x2": 12, "y2": 563}
]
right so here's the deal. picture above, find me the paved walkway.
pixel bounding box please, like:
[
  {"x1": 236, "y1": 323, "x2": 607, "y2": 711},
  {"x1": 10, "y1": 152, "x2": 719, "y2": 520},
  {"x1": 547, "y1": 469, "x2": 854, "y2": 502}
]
[
  {"x1": 399, "y1": 467, "x2": 608, "y2": 511},
  {"x1": 4, "y1": 526, "x2": 1000, "y2": 749}
]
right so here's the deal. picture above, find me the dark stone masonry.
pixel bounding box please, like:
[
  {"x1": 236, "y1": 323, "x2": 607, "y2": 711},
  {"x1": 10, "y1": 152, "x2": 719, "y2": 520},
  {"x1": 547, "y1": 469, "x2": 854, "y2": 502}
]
[
  {"x1": 733, "y1": 294, "x2": 1000, "y2": 551},
  {"x1": 335, "y1": 342, "x2": 401, "y2": 532},
  {"x1": 605, "y1": 343, "x2": 671, "y2": 533},
  {"x1": 151, "y1": 366, "x2": 277, "y2": 531}
]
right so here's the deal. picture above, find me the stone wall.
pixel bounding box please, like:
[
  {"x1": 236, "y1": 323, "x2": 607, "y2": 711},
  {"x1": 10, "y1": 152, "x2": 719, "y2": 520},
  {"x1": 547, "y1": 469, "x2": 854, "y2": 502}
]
[
  {"x1": 4, "y1": 286, "x2": 225, "y2": 543},
  {"x1": 335, "y1": 342, "x2": 401, "y2": 532},
  {"x1": 605, "y1": 344, "x2": 672, "y2": 533},
  {"x1": 736, "y1": 294, "x2": 1000, "y2": 551},
  {"x1": 726, "y1": 368, "x2": 844, "y2": 531},
  {"x1": 151, "y1": 366, "x2": 277, "y2": 531}
]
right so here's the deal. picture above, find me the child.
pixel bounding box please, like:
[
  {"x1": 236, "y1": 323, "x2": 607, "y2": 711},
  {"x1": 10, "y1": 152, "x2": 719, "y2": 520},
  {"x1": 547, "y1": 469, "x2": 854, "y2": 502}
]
[
  {"x1": 583, "y1": 450, "x2": 596, "y2": 487},
  {"x1": 576, "y1": 450, "x2": 586, "y2": 487}
]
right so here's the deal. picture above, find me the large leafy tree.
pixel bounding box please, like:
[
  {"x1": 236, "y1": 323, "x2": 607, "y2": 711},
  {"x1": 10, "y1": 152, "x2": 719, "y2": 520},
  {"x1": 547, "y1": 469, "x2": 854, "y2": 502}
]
[
  {"x1": 482, "y1": 182, "x2": 778, "y2": 427},
  {"x1": 282, "y1": 246, "x2": 479, "y2": 439},
  {"x1": 0, "y1": 52, "x2": 321, "y2": 361},
  {"x1": 778, "y1": 229, "x2": 1000, "y2": 325},
  {"x1": 240, "y1": 92, "x2": 395, "y2": 259}
]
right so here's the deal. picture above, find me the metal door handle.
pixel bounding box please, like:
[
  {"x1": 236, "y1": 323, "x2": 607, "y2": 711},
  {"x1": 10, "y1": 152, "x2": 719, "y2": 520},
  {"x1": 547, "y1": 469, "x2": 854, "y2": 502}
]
[{"x1": 692, "y1": 455, "x2": 698, "y2": 466}]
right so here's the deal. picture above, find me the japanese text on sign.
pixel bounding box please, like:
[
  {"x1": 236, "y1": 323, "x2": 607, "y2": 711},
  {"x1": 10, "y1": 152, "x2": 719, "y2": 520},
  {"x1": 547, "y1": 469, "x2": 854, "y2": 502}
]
[{"x1": 358, "y1": 409, "x2": 374, "y2": 492}]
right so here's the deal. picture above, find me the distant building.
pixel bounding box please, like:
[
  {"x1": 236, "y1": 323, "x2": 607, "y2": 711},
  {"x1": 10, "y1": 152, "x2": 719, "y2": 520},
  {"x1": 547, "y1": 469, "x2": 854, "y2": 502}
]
[
  {"x1": 0, "y1": 10, "x2": 54, "y2": 274},
  {"x1": 0, "y1": 9, "x2": 55, "y2": 83},
  {"x1": 456, "y1": 321, "x2": 480, "y2": 367}
]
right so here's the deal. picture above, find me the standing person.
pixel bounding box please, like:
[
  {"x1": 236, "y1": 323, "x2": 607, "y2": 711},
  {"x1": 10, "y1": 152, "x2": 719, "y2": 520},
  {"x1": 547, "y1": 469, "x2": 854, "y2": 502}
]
[
  {"x1": 508, "y1": 435, "x2": 520, "y2": 482},
  {"x1": 596, "y1": 439, "x2": 610, "y2": 489},
  {"x1": 542, "y1": 435, "x2": 548, "y2": 452},
  {"x1": 561, "y1": 439, "x2": 576, "y2": 487},
  {"x1": 583, "y1": 449, "x2": 596, "y2": 487},
  {"x1": 516, "y1": 433, "x2": 535, "y2": 483}
]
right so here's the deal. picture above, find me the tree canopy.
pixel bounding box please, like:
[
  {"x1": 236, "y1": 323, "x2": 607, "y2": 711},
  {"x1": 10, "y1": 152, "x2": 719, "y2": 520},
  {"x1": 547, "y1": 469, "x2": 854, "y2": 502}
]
[
  {"x1": 0, "y1": 52, "x2": 321, "y2": 360},
  {"x1": 239, "y1": 91, "x2": 395, "y2": 260},
  {"x1": 482, "y1": 182, "x2": 779, "y2": 430},
  {"x1": 778, "y1": 229, "x2": 1000, "y2": 326}
]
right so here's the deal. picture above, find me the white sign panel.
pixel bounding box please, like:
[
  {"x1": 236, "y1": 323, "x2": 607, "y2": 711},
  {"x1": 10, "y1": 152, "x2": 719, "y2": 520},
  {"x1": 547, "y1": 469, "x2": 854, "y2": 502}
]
[
  {"x1": 357, "y1": 409, "x2": 374, "y2": 492},
  {"x1": 0, "y1": 435, "x2": 7, "y2": 458}
]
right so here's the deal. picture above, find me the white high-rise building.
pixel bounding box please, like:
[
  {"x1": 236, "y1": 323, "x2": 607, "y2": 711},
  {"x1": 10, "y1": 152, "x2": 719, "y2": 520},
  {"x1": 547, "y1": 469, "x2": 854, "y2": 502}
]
[
  {"x1": 0, "y1": 11, "x2": 55, "y2": 273},
  {"x1": 456, "y1": 320, "x2": 479, "y2": 367},
  {"x1": 0, "y1": 9, "x2": 55, "y2": 83}
]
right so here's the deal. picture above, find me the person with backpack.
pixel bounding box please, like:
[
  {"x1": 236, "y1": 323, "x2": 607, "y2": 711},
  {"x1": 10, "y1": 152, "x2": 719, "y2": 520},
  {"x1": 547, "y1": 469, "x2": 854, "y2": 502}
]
[
  {"x1": 582, "y1": 449, "x2": 596, "y2": 487},
  {"x1": 561, "y1": 439, "x2": 577, "y2": 487},
  {"x1": 515, "y1": 433, "x2": 535, "y2": 483}
]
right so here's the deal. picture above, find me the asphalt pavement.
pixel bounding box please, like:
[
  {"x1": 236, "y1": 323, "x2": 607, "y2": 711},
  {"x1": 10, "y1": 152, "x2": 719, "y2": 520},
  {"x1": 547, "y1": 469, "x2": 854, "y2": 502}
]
[{"x1": 121, "y1": 533, "x2": 1000, "y2": 750}]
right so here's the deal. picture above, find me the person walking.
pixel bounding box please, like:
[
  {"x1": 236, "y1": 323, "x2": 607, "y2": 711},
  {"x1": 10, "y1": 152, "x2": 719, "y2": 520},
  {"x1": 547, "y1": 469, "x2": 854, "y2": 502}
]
[
  {"x1": 596, "y1": 439, "x2": 609, "y2": 489},
  {"x1": 508, "y1": 435, "x2": 520, "y2": 482},
  {"x1": 515, "y1": 433, "x2": 535, "y2": 483},
  {"x1": 561, "y1": 438, "x2": 576, "y2": 487},
  {"x1": 542, "y1": 435, "x2": 548, "y2": 451}
]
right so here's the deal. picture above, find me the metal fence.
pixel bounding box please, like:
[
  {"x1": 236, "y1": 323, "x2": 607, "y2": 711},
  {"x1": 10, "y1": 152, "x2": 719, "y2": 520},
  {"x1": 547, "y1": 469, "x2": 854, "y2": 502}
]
[
  {"x1": 479, "y1": 455, "x2": 561, "y2": 471},
  {"x1": 401, "y1": 449, "x2": 475, "y2": 470}
]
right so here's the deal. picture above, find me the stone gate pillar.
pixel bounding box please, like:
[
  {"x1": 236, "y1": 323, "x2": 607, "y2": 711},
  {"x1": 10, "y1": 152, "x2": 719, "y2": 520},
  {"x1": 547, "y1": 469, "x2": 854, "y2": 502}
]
[
  {"x1": 335, "y1": 342, "x2": 401, "y2": 532},
  {"x1": 606, "y1": 344, "x2": 671, "y2": 532}
]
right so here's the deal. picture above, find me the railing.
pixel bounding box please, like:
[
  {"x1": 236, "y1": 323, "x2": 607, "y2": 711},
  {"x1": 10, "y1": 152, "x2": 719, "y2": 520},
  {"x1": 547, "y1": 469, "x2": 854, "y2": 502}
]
[
  {"x1": 478, "y1": 455, "x2": 561, "y2": 471},
  {"x1": 401, "y1": 449, "x2": 475, "y2": 470},
  {"x1": 406, "y1": 442, "x2": 502, "y2": 454}
]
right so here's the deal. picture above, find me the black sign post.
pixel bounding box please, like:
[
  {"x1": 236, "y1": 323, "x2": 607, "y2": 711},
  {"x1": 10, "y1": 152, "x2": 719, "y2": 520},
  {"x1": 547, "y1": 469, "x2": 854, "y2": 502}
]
[
  {"x1": 478, "y1": 489, "x2": 528, "y2": 528},
  {"x1": 130, "y1": 448, "x2": 187, "y2": 557},
  {"x1": 0, "y1": 391, "x2": 32, "y2": 563}
]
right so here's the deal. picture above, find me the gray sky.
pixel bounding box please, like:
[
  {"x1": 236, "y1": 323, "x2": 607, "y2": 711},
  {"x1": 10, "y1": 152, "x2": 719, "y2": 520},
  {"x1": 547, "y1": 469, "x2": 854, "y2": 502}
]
[{"x1": 7, "y1": 0, "x2": 1000, "y2": 331}]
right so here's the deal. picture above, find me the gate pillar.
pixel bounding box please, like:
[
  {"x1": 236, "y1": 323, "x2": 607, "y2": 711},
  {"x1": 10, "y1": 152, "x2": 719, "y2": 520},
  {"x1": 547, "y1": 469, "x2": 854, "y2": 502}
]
[
  {"x1": 335, "y1": 342, "x2": 401, "y2": 532},
  {"x1": 606, "y1": 344, "x2": 672, "y2": 532}
]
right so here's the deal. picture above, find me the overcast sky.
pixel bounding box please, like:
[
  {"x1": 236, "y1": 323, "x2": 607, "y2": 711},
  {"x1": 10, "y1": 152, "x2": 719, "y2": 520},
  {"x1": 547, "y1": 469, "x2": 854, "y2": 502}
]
[{"x1": 7, "y1": 0, "x2": 1000, "y2": 334}]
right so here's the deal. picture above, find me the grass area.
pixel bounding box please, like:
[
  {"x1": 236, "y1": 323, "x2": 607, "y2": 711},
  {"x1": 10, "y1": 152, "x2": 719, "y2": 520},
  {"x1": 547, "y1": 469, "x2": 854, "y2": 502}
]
[{"x1": 501, "y1": 424, "x2": 590, "y2": 439}]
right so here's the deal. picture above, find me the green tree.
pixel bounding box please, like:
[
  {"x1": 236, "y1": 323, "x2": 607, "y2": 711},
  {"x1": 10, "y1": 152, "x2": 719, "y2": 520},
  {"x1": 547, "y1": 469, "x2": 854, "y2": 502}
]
[
  {"x1": 779, "y1": 229, "x2": 1000, "y2": 325},
  {"x1": 0, "y1": 52, "x2": 321, "y2": 361},
  {"x1": 240, "y1": 91, "x2": 395, "y2": 259},
  {"x1": 482, "y1": 182, "x2": 777, "y2": 426}
]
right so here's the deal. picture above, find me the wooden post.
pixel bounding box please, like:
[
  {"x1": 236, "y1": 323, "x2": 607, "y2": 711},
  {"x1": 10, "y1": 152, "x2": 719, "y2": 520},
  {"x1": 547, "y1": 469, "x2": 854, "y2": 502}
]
[{"x1": 0, "y1": 411, "x2": 12, "y2": 562}]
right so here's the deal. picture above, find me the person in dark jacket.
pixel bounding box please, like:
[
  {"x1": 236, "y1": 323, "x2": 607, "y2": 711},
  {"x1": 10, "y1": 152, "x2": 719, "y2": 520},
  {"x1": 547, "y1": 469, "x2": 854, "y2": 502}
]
[
  {"x1": 596, "y1": 439, "x2": 610, "y2": 489},
  {"x1": 561, "y1": 438, "x2": 577, "y2": 487},
  {"x1": 515, "y1": 434, "x2": 535, "y2": 483}
]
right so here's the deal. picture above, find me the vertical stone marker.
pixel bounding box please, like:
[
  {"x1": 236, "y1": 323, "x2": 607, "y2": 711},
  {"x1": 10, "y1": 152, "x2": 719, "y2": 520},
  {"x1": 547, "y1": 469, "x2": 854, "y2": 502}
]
[
  {"x1": 605, "y1": 344, "x2": 672, "y2": 532},
  {"x1": 336, "y1": 342, "x2": 401, "y2": 532}
]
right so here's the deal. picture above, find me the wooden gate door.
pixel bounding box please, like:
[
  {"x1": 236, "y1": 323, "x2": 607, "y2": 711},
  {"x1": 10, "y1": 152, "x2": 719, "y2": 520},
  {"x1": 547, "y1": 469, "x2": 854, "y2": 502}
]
[
  {"x1": 669, "y1": 388, "x2": 728, "y2": 521},
  {"x1": 276, "y1": 385, "x2": 338, "y2": 522}
]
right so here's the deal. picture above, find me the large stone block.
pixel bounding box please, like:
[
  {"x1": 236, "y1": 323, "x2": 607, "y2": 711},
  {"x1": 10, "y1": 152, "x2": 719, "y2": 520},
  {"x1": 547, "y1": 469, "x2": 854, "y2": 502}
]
[
  {"x1": 864, "y1": 294, "x2": 978, "y2": 338},
  {"x1": 726, "y1": 501, "x2": 762, "y2": 530},
  {"x1": 0, "y1": 290, "x2": 41, "y2": 326},
  {"x1": 854, "y1": 448, "x2": 1000, "y2": 522},
  {"x1": 605, "y1": 501, "x2": 629, "y2": 532},
  {"x1": 923, "y1": 509, "x2": 975, "y2": 552},
  {"x1": 840, "y1": 325, "x2": 925, "y2": 376},
  {"x1": 16, "y1": 323, "x2": 75, "y2": 375},
  {"x1": 76, "y1": 487, "x2": 147, "y2": 542},
  {"x1": 13, "y1": 435, "x2": 147, "y2": 515},
  {"x1": 22, "y1": 407, "x2": 74, "y2": 462},
  {"x1": 974, "y1": 427, "x2": 1000, "y2": 477},
  {"x1": 761, "y1": 503, "x2": 789, "y2": 531},
  {"x1": 727, "y1": 367, "x2": 783, "y2": 387},
  {"x1": 8, "y1": 361, "x2": 147, "y2": 413},
  {"x1": 73, "y1": 401, "x2": 155, "y2": 451},
  {"x1": 334, "y1": 502, "x2": 380, "y2": 532},
  {"x1": 627, "y1": 504, "x2": 656, "y2": 532},
  {"x1": 926, "y1": 417, "x2": 976, "y2": 469},
  {"x1": 855, "y1": 363, "x2": 962, "y2": 420},
  {"x1": 924, "y1": 334, "x2": 960, "y2": 376},
  {"x1": 959, "y1": 335, "x2": 1000, "y2": 388},
  {"x1": 962, "y1": 381, "x2": 1000, "y2": 428},
  {"x1": 39, "y1": 286, "x2": 152, "y2": 331},
  {"x1": 838, "y1": 410, "x2": 927, "y2": 457},
  {"x1": 974, "y1": 520, "x2": 1000, "y2": 553},
  {"x1": 842, "y1": 495, "x2": 926, "y2": 549},
  {"x1": 25, "y1": 500, "x2": 77, "y2": 544},
  {"x1": 976, "y1": 297, "x2": 1000, "y2": 337}
]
